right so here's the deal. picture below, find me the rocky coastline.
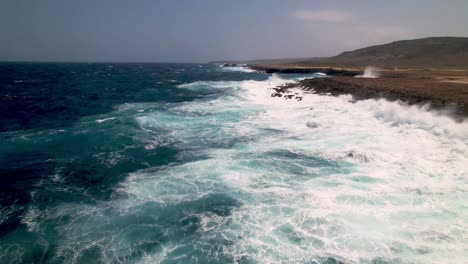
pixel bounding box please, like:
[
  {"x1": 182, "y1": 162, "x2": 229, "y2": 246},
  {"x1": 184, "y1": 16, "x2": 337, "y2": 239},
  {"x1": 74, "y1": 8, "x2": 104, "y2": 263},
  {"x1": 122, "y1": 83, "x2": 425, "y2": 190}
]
[
  {"x1": 267, "y1": 70, "x2": 468, "y2": 119},
  {"x1": 247, "y1": 64, "x2": 359, "y2": 76}
]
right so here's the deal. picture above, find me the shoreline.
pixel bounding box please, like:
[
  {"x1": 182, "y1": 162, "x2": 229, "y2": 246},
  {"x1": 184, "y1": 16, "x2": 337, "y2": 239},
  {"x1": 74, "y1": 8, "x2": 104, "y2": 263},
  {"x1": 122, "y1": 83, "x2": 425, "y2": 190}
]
[
  {"x1": 246, "y1": 64, "x2": 360, "y2": 76},
  {"x1": 255, "y1": 65, "x2": 468, "y2": 119}
]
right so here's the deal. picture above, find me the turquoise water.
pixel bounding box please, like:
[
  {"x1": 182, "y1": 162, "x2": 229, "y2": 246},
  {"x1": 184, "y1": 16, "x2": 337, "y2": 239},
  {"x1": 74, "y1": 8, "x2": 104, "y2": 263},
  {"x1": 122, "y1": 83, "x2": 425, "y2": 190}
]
[{"x1": 0, "y1": 63, "x2": 467, "y2": 263}]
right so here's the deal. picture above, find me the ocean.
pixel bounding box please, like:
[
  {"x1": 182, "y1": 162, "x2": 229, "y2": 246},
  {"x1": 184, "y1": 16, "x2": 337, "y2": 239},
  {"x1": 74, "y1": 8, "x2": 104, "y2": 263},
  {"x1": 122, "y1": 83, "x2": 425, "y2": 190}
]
[{"x1": 0, "y1": 63, "x2": 467, "y2": 263}]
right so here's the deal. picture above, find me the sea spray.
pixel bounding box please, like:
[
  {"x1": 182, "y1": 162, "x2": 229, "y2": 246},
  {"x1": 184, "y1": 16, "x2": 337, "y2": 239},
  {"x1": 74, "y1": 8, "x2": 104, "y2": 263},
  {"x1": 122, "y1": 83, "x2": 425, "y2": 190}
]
[{"x1": 356, "y1": 66, "x2": 381, "y2": 78}]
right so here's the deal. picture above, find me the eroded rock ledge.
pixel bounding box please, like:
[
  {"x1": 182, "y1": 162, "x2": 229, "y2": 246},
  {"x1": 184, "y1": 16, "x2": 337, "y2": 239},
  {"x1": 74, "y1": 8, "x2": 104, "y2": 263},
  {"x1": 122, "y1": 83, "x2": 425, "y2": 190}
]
[
  {"x1": 271, "y1": 77, "x2": 468, "y2": 118},
  {"x1": 248, "y1": 64, "x2": 359, "y2": 76}
]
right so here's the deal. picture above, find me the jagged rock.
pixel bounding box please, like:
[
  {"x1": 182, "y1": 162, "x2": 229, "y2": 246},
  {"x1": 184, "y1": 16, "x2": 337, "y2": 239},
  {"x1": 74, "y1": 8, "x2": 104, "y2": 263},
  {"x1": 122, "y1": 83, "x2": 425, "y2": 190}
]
[
  {"x1": 346, "y1": 152, "x2": 369, "y2": 162},
  {"x1": 306, "y1": 121, "x2": 318, "y2": 128},
  {"x1": 247, "y1": 64, "x2": 359, "y2": 76}
]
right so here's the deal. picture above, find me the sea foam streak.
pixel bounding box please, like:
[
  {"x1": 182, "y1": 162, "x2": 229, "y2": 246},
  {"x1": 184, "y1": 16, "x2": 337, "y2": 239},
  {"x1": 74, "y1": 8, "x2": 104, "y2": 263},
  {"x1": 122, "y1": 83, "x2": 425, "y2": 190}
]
[
  {"x1": 20, "y1": 74, "x2": 467, "y2": 263},
  {"x1": 218, "y1": 64, "x2": 256, "y2": 73}
]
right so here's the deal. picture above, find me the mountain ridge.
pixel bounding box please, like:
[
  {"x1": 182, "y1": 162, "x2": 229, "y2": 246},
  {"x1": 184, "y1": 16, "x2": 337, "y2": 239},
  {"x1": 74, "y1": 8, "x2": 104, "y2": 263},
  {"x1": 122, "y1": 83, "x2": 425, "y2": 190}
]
[{"x1": 220, "y1": 37, "x2": 468, "y2": 69}]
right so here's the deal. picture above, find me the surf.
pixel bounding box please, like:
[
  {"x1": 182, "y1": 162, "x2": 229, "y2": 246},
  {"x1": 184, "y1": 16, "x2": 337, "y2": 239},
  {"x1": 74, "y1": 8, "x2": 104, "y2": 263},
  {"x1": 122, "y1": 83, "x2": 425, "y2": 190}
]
[{"x1": 1, "y1": 64, "x2": 466, "y2": 263}]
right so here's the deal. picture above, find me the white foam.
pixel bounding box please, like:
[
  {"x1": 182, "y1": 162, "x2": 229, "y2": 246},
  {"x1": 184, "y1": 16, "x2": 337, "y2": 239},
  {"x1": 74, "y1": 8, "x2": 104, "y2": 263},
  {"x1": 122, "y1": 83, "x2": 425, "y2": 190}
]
[
  {"x1": 218, "y1": 65, "x2": 256, "y2": 73},
  {"x1": 142, "y1": 75, "x2": 468, "y2": 261},
  {"x1": 43, "y1": 74, "x2": 468, "y2": 263}
]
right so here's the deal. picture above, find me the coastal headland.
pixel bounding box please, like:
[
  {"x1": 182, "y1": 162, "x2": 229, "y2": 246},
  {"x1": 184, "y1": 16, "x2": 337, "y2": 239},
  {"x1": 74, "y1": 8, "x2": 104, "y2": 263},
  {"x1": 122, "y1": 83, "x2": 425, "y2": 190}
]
[
  {"x1": 230, "y1": 37, "x2": 468, "y2": 118},
  {"x1": 253, "y1": 65, "x2": 468, "y2": 118}
]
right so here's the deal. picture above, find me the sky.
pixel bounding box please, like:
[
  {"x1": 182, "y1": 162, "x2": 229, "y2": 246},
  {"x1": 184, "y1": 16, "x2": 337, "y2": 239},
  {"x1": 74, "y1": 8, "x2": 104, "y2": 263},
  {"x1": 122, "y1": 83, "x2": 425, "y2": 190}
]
[{"x1": 1, "y1": 0, "x2": 468, "y2": 62}]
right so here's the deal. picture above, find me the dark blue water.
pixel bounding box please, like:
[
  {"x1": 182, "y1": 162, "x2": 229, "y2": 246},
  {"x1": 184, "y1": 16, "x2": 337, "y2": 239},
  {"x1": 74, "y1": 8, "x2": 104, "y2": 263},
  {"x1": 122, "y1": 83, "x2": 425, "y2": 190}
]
[
  {"x1": 1, "y1": 63, "x2": 466, "y2": 263},
  {"x1": 0, "y1": 63, "x2": 266, "y2": 263}
]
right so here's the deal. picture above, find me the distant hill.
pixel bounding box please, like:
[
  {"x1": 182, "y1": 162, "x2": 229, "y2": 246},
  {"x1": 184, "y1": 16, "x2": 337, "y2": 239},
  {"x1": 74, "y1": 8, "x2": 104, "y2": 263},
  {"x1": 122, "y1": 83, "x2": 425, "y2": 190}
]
[
  {"x1": 291, "y1": 37, "x2": 468, "y2": 69},
  {"x1": 224, "y1": 37, "x2": 468, "y2": 69}
]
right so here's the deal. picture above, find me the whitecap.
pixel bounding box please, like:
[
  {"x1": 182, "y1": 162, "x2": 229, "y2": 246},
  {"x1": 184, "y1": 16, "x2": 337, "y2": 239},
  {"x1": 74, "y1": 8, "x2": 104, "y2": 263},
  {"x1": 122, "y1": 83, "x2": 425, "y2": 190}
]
[{"x1": 95, "y1": 117, "x2": 116, "y2": 123}]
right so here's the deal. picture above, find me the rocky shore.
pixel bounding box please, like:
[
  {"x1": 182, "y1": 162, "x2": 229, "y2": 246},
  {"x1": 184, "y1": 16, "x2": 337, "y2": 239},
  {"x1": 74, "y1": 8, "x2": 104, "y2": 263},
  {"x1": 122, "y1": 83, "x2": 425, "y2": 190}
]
[
  {"x1": 268, "y1": 70, "x2": 468, "y2": 118},
  {"x1": 247, "y1": 64, "x2": 359, "y2": 76}
]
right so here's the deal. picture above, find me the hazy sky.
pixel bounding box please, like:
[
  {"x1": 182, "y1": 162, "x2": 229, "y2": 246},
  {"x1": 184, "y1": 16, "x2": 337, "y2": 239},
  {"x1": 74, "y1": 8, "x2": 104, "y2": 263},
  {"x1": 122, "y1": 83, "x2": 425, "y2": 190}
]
[{"x1": 1, "y1": 0, "x2": 468, "y2": 62}]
